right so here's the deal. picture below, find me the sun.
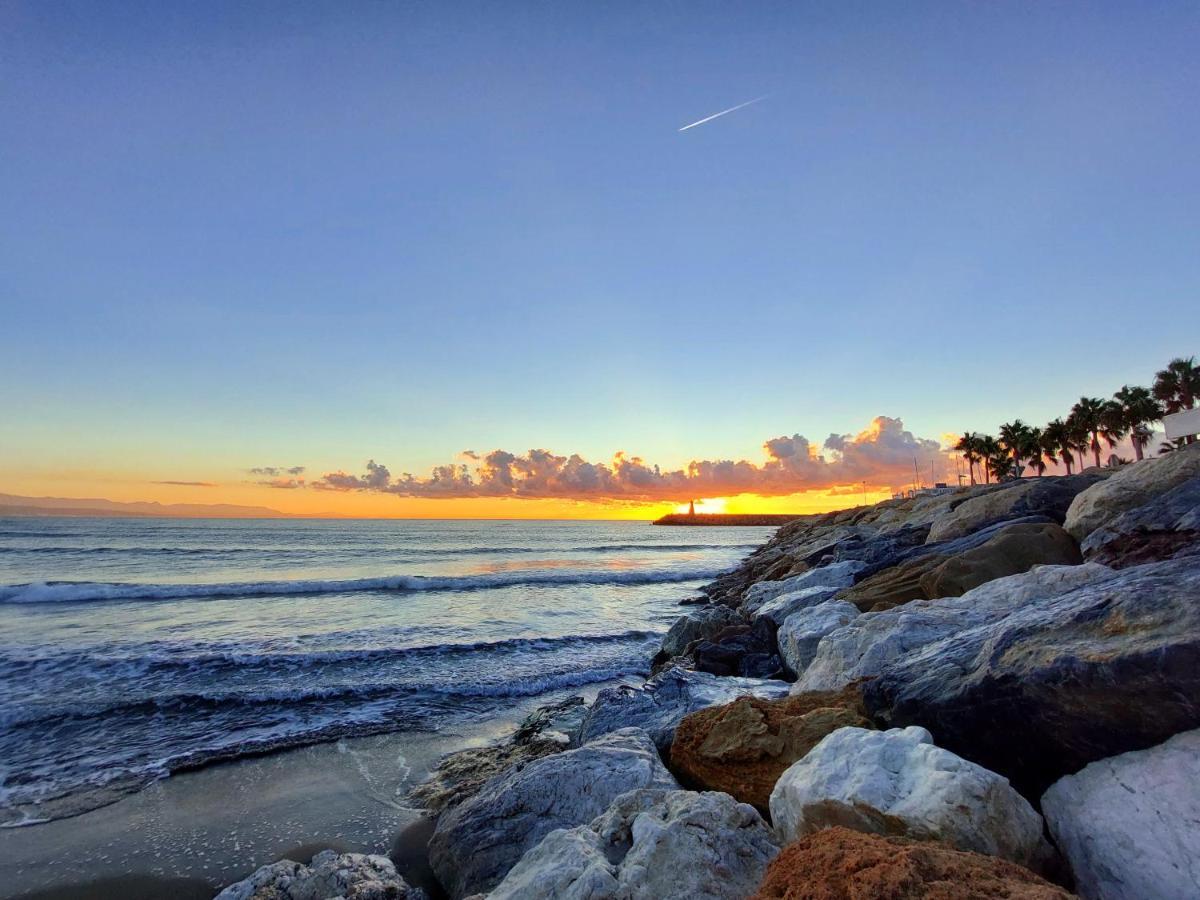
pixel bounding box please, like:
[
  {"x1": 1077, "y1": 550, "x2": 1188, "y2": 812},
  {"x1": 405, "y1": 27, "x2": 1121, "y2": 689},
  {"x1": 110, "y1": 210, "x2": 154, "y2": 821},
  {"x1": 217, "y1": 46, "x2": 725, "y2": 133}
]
[{"x1": 673, "y1": 497, "x2": 728, "y2": 515}]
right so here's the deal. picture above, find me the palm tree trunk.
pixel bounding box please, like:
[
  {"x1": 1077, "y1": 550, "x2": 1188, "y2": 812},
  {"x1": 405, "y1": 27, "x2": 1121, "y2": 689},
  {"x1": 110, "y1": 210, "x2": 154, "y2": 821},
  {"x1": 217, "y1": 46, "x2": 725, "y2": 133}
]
[
  {"x1": 1133, "y1": 440, "x2": 1144, "y2": 461},
  {"x1": 1092, "y1": 434, "x2": 1102, "y2": 469}
]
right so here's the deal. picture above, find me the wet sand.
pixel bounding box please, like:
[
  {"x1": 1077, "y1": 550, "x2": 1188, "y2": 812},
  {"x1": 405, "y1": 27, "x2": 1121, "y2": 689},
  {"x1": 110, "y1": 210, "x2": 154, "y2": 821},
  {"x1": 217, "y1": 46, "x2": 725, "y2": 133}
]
[{"x1": 3, "y1": 680, "x2": 633, "y2": 899}]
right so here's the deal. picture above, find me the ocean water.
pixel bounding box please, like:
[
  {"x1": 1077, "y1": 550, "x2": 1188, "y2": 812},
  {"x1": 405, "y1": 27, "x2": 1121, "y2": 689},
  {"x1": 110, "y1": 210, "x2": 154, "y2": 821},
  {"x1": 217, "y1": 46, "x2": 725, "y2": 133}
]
[{"x1": 0, "y1": 517, "x2": 769, "y2": 828}]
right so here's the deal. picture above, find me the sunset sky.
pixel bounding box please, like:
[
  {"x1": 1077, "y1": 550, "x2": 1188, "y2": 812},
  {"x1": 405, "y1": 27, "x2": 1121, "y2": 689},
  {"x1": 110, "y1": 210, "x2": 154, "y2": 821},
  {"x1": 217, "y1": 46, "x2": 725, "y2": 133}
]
[{"x1": 3, "y1": 2, "x2": 1198, "y2": 518}]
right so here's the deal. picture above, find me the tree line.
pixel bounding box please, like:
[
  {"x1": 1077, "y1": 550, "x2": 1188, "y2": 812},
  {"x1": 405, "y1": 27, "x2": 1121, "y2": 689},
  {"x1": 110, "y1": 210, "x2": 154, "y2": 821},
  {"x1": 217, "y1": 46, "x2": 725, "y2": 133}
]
[{"x1": 954, "y1": 356, "x2": 1198, "y2": 485}]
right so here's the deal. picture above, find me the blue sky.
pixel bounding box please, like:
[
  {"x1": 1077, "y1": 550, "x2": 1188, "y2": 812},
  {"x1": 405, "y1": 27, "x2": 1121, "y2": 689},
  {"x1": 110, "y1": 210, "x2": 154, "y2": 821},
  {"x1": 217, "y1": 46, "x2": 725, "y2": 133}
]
[{"x1": 2, "y1": 2, "x2": 1198, "y2": 509}]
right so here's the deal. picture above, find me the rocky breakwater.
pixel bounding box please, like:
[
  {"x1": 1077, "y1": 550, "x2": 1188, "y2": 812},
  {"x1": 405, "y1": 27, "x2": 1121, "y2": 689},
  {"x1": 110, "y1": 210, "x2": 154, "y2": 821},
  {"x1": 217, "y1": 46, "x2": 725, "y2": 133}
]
[{"x1": 327, "y1": 451, "x2": 1197, "y2": 900}]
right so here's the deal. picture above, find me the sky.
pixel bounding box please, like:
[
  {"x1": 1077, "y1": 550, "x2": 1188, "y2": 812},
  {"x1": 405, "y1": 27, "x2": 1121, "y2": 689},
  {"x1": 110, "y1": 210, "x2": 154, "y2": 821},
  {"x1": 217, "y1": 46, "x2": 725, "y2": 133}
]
[{"x1": 2, "y1": 1, "x2": 1198, "y2": 518}]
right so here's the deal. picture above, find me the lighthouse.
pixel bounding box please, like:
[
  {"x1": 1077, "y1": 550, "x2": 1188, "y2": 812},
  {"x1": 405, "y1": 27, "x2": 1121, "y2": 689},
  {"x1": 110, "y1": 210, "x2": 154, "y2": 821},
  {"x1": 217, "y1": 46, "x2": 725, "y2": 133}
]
[{"x1": 688, "y1": 500, "x2": 696, "y2": 516}]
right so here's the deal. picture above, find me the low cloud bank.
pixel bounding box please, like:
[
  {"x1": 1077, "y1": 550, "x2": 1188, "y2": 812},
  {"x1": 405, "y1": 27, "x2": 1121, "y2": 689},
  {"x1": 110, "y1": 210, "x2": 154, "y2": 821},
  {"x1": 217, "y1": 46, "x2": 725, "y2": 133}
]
[{"x1": 312, "y1": 416, "x2": 949, "y2": 502}]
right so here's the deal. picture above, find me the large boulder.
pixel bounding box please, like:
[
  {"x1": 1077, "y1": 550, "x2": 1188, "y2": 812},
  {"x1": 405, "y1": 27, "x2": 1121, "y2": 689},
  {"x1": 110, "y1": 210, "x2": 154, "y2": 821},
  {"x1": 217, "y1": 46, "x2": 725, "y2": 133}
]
[
  {"x1": 659, "y1": 605, "x2": 742, "y2": 659},
  {"x1": 752, "y1": 585, "x2": 846, "y2": 626},
  {"x1": 1081, "y1": 474, "x2": 1200, "y2": 568},
  {"x1": 797, "y1": 563, "x2": 1112, "y2": 693},
  {"x1": 777, "y1": 600, "x2": 858, "y2": 676},
  {"x1": 749, "y1": 827, "x2": 1074, "y2": 900},
  {"x1": 835, "y1": 552, "x2": 948, "y2": 611},
  {"x1": 486, "y1": 789, "x2": 780, "y2": 900},
  {"x1": 1042, "y1": 728, "x2": 1200, "y2": 900},
  {"x1": 769, "y1": 726, "x2": 1053, "y2": 871},
  {"x1": 215, "y1": 851, "x2": 426, "y2": 900},
  {"x1": 820, "y1": 524, "x2": 931, "y2": 578},
  {"x1": 918, "y1": 522, "x2": 1082, "y2": 599},
  {"x1": 578, "y1": 667, "x2": 790, "y2": 752},
  {"x1": 926, "y1": 475, "x2": 1102, "y2": 543},
  {"x1": 691, "y1": 616, "x2": 784, "y2": 678},
  {"x1": 1064, "y1": 443, "x2": 1200, "y2": 541},
  {"x1": 427, "y1": 728, "x2": 677, "y2": 898},
  {"x1": 668, "y1": 685, "x2": 872, "y2": 812},
  {"x1": 741, "y1": 560, "x2": 865, "y2": 615},
  {"x1": 411, "y1": 696, "x2": 586, "y2": 813},
  {"x1": 864, "y1": 556, "x2": 1200, "y2": 798}
]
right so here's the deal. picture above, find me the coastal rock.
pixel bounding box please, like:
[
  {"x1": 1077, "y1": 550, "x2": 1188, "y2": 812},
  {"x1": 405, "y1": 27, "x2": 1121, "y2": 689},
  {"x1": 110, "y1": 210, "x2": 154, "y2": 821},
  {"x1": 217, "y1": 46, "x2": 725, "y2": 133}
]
[
  {"x1": 926, "y1": 475, "x2": 1101, "y2": 543},
  {"x1": 776, "y1": 600, "x2": 858, "y2": 676},
  {"x1": 428, "y1": 727, "x2": 677, "y2": 898},
  {"x1": 797, "y1": 563, "x2": 1112, "y2": 692},
  {"x1": 1081, "y1": 474, "x2": 1200, "y2": 567},
  {"x1": 835, "y1": 552, "x2": 947, "y2": 610},
  {"x1": 1042, "y1": 729, "x2": 1200, "y2": 900},
  {"x1": 752, "y1": 585, "x2": 845, "y2": 626},
  {"x1": 863, "y1": 556, "x2": 1200, "y2": 798},
  {"x1": 411, "y1": 697, "x2": 586, "y2": 813},
  {"x1": 749, "y1": 827, "x2": 1074, "y2": 900},
  {"x1": 741, "y1": 560, "x2": 865, "y2": 615},
  {"x1": 820, "y1": 524, "x2": 930, "y2": 580},
  {"x1": 768, "y1": 726, "x2": 1053, "y2": 871},
  {"x1": 837, "y1": 521, "x2": 1080, "y2": 611},
  {"x1": 486, "y1": 788, "x2": 780, "y2": 900},
  {"x1": 691, "y1": 616, "x2": 783, "y2": 678},
  {"x1": 918, "y1": 522, "x2": 1082, "y2": 599},
  {"x1": 215, "y1": 850, "x2": 425, "y2": 900},
  {"x1": 668, "y1": 686, "x2": 872, "y2": 812},
  {"x1": 659, "y1": 605, "x2": 742, "y2": 658},
  {"x1": 1064, "y1": 443, "x2": 1200, "y2": 541},
  {"x1": 579, "y1": 667, "x2": 790, "y2": 752}
]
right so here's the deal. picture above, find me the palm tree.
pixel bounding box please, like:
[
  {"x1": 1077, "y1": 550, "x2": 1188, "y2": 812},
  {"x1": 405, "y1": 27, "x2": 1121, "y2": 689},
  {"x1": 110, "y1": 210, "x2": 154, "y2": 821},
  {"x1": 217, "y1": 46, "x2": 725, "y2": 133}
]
[
  {"x1": 1070, "y1": 397, "x2": 1117, "y2": 469},
  {"x1": 1041, "y1": 418, "x2": 1073, "y2": 475},
  {"x1": 978, "y1": 435, "x2": 1002, "y2": 483},
  {"x1": 1153, "y1": 356, "x2": 1199, "y2": 413},
  {"x1": 987, "y1": 445, "x2": 1016, "y2": 481},
  {"x1": 998, "y1": 420, "x2": 1033, "y2": 473},
  {"x1": 1111, "y1": 385, "x2": 1163, "y2": 461},
  {"x1": 954, "y1": 433, "x2": 982, "y2": 486},
  {"x1": 1022, "y1": 426, "x2": 1047, "y2": 476},
  {"x1": 1153, "y1": 356, "x2": 1199, "y2": 444}
]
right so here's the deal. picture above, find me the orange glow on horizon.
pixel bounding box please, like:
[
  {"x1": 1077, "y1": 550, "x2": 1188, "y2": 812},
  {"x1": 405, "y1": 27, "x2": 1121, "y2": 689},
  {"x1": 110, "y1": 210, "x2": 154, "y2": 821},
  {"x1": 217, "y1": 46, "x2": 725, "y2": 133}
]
[{"x1": 0, "y1": 465, "x2": 899, "y2": 521}]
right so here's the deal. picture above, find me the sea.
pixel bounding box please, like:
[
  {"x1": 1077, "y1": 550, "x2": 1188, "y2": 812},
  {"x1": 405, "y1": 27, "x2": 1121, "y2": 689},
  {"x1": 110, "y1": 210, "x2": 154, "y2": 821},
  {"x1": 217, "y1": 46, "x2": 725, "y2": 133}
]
[{"x1": 0, "y1": 517, "x2": 770, "y2": 831}]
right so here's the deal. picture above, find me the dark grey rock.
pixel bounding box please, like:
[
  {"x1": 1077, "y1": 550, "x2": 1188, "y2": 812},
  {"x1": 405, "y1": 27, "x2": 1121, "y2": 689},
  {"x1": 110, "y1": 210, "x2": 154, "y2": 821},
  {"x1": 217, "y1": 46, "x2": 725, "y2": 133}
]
[{"x1": 863, "y1": 556, "x2": 1200, "y2": 799}]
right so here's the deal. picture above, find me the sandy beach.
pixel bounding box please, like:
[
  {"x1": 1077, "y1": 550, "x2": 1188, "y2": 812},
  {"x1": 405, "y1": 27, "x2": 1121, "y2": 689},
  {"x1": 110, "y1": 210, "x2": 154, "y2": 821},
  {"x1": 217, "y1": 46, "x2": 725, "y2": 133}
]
[{"x1": 5, "y1": 680, "x2": 631, "y2": 899}]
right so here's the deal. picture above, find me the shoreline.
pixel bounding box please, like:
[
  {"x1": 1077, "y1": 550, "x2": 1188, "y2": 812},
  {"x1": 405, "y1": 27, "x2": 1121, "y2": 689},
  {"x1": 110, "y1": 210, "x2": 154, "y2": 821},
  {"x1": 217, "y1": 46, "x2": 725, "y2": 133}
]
[{"x1": 2, "y1": 677, "x2": 639, "y2": 900}]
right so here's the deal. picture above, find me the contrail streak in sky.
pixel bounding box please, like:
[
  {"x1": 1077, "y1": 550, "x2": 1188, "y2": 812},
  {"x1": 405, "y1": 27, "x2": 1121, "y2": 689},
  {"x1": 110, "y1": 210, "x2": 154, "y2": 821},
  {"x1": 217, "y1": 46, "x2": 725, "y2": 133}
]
[{"x1": 678, "y1": 95, "x2": 768, "y2": 132}]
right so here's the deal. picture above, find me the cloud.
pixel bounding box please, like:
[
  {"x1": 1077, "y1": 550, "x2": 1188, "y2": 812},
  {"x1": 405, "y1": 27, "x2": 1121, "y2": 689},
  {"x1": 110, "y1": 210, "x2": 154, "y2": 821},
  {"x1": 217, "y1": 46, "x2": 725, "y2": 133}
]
[
  {"x1": 153, "y1": 480, "x2": 218, "y2": 487},
  {"x1": 258, "y1": 477, "x2": 306, "y2": 489},
  {"x1": 248, "y1": 465, "x2": 306, "y2": 476},
  {"x1": 311, "y1": 416, "x2": 952, "y2": 502}
]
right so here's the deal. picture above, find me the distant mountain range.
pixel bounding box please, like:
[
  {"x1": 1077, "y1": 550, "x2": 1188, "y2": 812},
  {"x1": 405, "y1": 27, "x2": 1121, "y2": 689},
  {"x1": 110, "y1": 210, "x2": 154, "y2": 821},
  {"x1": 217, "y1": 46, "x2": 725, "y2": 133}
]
[{"x1": 0, "y1": 492, "x2": 289, "y2": 519}]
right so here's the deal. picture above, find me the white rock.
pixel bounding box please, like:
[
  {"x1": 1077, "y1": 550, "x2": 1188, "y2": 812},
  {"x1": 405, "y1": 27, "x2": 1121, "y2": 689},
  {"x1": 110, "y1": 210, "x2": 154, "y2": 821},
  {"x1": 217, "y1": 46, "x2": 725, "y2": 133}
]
[
  {"x1": 796, "y1": 563, "x2": 1114, "y2": 692},
  {"x1": 752, "y1": 585, "x2": 843, "y2": 626},
  {"x1": 487, "y1": 789, "x2": 780, "y2": 900},
  {"x1": 777, "y1": 600, "x2": 858, "y2": 676},
  {"x1": 427, "y1": 727, "x2": 677, "y2": 899},
  {"x1": 1065, "y1": 443, "x2": 1200, "y2": 540},
  {"x1": 215, "y1": 850, "x2": 424, "y2": 900},
  {"x1": 768, "y1": 726, "x2": 1053, "y2": 871},
  {"x1": 1041, "y1": 728, "x2": 1200, "y2": 900},
  {"x1": 578, "y1": 666, "x2": 790, "y2": 751},
  {"x1": 741, "y1": 560, "x2": 865, "y2": 615}
]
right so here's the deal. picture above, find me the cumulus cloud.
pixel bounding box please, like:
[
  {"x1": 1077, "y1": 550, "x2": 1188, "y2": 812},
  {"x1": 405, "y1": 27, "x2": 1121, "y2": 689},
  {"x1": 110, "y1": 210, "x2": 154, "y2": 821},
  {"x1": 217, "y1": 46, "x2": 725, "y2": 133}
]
[
  {"x1": 248, "y1": 465, "x2": 306, "y2": 477},
  {"x1": 311, "y1": 416, "x2": 951, "y2": 502},
  {"x1": 153, "y1": 480, "x2": 218, "y2": 487},
  {"x1": 259, "y1": 477, "x2": 305, "y2": 489}
]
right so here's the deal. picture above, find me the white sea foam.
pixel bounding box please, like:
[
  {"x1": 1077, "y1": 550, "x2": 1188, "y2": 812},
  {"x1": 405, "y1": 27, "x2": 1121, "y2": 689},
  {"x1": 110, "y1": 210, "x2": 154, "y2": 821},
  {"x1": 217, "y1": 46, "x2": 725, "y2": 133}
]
[{"x1": 0, "y1": 566, "x2": 725, "y2": 604}]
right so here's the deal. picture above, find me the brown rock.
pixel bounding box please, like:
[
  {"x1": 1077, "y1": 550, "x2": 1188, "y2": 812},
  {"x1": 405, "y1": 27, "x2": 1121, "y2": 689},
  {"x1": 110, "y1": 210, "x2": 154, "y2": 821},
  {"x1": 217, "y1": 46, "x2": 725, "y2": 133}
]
[
  {"x1": 837, "y1": 554, "x2": 948, "y2": 611},
  {"x1": 668, "y1": 685, "x2": 872, "y2": 812},
  {"x1": 919, "y1": 523, "x2": 1082, "y2": 599},
  {"x1": 750, "y1": 827, "x2": 1075, "y2": 900}
]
